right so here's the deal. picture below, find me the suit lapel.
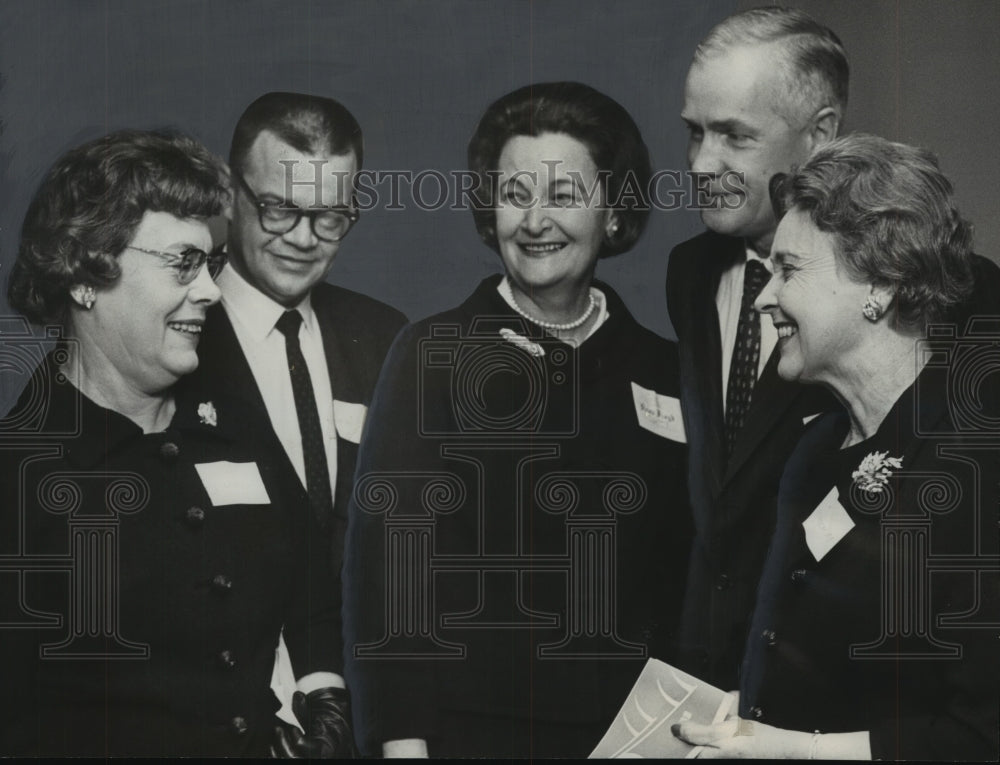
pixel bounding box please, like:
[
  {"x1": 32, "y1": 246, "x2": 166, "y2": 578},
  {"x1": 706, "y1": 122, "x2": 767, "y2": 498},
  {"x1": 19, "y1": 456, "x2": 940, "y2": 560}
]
[
  {"x1": 198, "y1": 304, "x2": 268, "y2": 414},
  {"x1": 310, "y1": 289, "x2": 357, "y2": 516},
  {"x1": 680, "y1": 235, "x2": 742, "y2": 502},
  {"x1": 723, "y1": 347, "x2": 803, "y2": 484},
  {"x1": 694, "y1": 266, "x2": 728, "y2": 501},
  {"x1": 311, "y1": 290, "x2": 344, "y2": 402}
]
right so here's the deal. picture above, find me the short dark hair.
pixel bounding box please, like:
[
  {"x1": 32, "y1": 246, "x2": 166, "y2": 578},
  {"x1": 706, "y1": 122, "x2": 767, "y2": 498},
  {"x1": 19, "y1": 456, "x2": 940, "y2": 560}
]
[
  {"x1": 696, "y1": 6, "x2": 849, "y2": 126},
  {"x1": 467, "y1": 81, "x2": 652, "y2": 259},
  {"x1": 773, "y1": 133, "x2": 974, "y2": 328},
  {"x1": 229, "y1": 91, "x2": 364, "y2": 176},
  {"x1": 9, "y1": 129, "x2": 228, "y2": 325}
]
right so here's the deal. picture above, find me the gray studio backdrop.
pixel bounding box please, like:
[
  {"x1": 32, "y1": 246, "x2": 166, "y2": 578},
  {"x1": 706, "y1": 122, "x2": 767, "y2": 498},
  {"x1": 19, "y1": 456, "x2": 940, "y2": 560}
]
[{"x1": 1, "y1": 0, "x2": 998, "y2": 410}]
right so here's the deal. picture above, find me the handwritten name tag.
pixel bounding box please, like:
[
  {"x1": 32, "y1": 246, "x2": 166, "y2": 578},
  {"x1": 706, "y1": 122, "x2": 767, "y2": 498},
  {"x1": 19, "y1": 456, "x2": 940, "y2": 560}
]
[
  {"x1": 333, "y1": 399, "x2": 367, "y2": 444},
  {"x1": 194, "y1": 461, "x2": 271, "y2": 506},
  {"x1": 631, "y1": 382, "x2": 687, "y2": 443},
  {"x1": 802, "y1": 485, "x2": 855, "y2": 561}
]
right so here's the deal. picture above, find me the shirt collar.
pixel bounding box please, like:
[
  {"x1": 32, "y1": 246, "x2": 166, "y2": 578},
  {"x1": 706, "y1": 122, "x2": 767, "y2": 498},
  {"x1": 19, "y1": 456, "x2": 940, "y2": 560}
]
[
  {"x1": 744, "y1": 243, "x2": 774, "y2": 273},
  {"x1": 217, "y1": 263, "x2": 317, "y2": 340}
]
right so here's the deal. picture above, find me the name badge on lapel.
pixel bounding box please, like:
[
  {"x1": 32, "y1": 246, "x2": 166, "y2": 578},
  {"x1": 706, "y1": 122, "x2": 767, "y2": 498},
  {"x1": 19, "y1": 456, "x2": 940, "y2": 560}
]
[
  {"x1": 333, "y1": 400, "x2": 367, "y2": 444},
  {"x1": 195, "y1": 461, "x2": 271, "y2": 506},
  {"x1": 802, "y1": 485, "x2": 855, "y2": 562},
  {"x1": 630, "y1": 382, "x2": 686, "y2": 443}
]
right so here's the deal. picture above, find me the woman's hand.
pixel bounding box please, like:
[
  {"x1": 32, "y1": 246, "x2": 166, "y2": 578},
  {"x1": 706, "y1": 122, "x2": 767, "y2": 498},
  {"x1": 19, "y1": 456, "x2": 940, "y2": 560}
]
[
  {"x1": 672, "y1": 718, "x2": 871, "y2": 759},
  {"x1": 672, "y1": 717, "x2": 812, "y2": 759}
]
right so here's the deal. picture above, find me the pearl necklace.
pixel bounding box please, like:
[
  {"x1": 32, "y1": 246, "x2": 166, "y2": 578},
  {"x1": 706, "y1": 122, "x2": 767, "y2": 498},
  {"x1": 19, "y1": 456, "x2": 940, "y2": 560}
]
[{"x1": 509, "y1": 291, "x2": 598, "y2": 331}]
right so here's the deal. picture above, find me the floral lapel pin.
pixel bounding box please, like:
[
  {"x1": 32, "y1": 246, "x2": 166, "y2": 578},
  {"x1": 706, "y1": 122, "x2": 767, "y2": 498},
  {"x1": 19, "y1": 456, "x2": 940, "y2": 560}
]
[
  {"x1": 851, "y1": 450, "x2": 902, "y2": 493},
  {"x1": 197, "y1": 401, "x2": 218, "y2": 427},
  {"x1": 499, "y1": 328, "x2": 545, "y2": 357}
]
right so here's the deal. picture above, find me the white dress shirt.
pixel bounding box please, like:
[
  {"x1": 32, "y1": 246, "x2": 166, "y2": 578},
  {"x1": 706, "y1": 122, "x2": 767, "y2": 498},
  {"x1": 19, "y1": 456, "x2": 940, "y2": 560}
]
[
  {"x1": 715, "y1": 246, "x2": 777, "y2": 414},
  {"x1": 216, "y1": 265, "x2": 338, "y2": 509},
  {"x1": 217, "y1": 265, "x2": 345, "y2": 713}
]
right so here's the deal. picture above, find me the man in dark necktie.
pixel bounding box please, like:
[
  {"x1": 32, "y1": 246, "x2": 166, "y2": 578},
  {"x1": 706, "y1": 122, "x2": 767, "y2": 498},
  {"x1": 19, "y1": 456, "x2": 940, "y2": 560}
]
[
  {"x1": 194, "y1": 92, "x2": 406, "y2": 756},
  {"x1": 665, "y1": 8, "x2": 846, "y2": 690}
]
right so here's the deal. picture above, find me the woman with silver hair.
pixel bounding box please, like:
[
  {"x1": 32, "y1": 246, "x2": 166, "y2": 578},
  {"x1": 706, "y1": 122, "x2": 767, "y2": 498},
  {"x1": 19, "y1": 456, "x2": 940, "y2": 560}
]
[{"x1": 673, "y1": 133, "x2": 998, "y2": 759}]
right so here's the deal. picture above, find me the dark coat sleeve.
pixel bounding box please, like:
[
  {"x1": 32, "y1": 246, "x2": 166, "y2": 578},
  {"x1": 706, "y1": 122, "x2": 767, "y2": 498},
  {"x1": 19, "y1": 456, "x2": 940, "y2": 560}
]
[
  {"x1": 315, "y1": 285, "x2": 407, "y2": 678},
  {"x1": 665, "y1": 239, "x2": 689, "y2": 342},
  {"x1": 867, "y1": 577, "x2": 1000, "y2": 761},
  {"x1": 344, "y1": 283, "x2": 694, "y2": 756},
  {"x1": 263, "y1": 429, "x2": 342, "y2": 679},
  {"x1": 741, "y1": 412, "x2": 999, "y2": 761},
  {"x1": 342, "y1": 324, "x2": 440, "y2": 753},
  {"x1": 867, "y1": 446, "x2": 1000, "y2": 760}
]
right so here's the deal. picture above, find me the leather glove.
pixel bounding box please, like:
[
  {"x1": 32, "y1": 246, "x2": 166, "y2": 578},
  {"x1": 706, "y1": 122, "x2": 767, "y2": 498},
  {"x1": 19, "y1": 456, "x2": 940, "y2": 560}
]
[{"x1": 271, "y1": 686, "x2": 357, "y2": 758}]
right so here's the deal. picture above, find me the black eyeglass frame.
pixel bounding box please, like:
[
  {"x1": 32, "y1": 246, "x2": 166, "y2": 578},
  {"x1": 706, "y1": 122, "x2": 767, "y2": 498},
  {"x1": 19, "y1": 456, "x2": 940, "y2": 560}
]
[
  {"x1": 125, "y1": 245, "x2": 227, "y2": 285},
  {"x1": 234, "y1": 172, "x2": 360, "y2": 243}
]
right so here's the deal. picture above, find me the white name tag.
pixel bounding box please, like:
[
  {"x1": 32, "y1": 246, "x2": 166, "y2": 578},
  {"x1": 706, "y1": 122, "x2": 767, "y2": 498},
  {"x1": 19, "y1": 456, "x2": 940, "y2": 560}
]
[
  {"x1": 333, "y1": 399, "x2": 367, "y2": 444},
  {"x1": 802, "y1": 486, "x2": 855, "y2": 561},
  {"x1": 630, "y1": 382, "x2": 686, "y2": 443},
  {"x1": 194, "y1": 461, "x2": 271, "y2": 506}
]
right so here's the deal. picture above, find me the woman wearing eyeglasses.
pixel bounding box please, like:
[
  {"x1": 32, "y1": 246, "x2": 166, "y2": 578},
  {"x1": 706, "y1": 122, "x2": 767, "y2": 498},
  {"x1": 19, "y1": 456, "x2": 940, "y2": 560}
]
[{"x1": 0, "y1": 130, "x2": 339, "y2": 756}]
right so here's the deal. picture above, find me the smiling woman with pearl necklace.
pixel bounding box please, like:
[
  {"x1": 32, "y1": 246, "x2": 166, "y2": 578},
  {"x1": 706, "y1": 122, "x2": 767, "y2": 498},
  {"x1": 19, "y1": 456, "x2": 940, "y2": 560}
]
[{"x1": 344, "y1": 81, "x2": 693, "y2": 759}]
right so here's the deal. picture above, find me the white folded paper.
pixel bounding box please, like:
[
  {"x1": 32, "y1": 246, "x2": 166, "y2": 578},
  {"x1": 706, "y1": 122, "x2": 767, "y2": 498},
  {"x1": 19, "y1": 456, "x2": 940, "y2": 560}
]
[{"x1": 590, "y1": 658, "x2": 734, "y2": 758}]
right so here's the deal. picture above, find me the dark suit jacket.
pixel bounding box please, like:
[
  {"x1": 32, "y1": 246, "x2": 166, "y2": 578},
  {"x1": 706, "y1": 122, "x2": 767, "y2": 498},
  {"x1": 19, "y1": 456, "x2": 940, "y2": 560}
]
[
  {"x1": 191, "y1": 281, "x2": 406, "y2": 674},
  {"x1": 666, "y1": 232, "x2": 1000, "y2": 691},
  {"x1": 344, "y1": 277, "x2": 692, "y2": 757},
  {"x1": 666, "y1": 231, "x2": 832, "y2": 689},
  {"x1": 956, "y1": 252, "x2": 1000, "y2": 331},
  {"x1": 741, "y1": 363, "x2": 999, "y2": 761},
  {"x1": 0, "y1": 355, "x2": 336, "y2": 756}
]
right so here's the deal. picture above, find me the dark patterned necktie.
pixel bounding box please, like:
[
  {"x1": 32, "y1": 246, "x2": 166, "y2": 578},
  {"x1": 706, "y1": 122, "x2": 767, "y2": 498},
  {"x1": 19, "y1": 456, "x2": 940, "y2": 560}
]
[
  {"x1": 724, "y1": 259, "x2": 770, "y2": 456},
  {"x1": 275, "y1": 309, "x2": 333, "y2": 529}
]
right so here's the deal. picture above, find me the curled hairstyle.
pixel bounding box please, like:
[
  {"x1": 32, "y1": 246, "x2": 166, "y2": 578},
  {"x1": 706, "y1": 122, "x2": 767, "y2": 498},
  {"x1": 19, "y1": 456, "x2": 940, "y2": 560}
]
[
  {"x1": 9, "y1": 129, "x2": 228, "y2": 325},
  {"x1": 229, "y1": 91, "x2": 364, "y2": 176},
  {"x1": 696, "y1": 6, "x2": 849, "y2": 126},
  {"x1": 467, "y1": 81, "x2": 652, "y2": 259},
  {"x1": 774, "y1": 133, "x2": 974, "y2": 328}
]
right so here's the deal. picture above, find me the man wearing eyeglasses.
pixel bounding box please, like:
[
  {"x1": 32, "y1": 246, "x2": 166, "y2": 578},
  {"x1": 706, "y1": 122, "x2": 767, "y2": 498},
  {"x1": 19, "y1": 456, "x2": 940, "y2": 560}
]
[{"x1": 194, "y1": 91, "x2": 406, "y2": 758}]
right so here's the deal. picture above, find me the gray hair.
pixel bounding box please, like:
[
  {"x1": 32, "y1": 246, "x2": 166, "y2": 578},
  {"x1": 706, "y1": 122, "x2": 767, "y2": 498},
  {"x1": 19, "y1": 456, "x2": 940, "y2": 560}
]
[
  {"x1": 696, "y1": 6, "x2": 849, "y2": 126},
  {"x1": 774, "y1": 133, "x2": 974, "y2": 329}
]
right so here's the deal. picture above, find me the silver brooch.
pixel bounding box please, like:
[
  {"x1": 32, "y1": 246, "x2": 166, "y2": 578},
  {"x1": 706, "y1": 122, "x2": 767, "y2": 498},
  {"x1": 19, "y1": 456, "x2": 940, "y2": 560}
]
[
  {"x1": 197, "y1": 401, "x2": 218, "y2": 427},
  {"x1": 851, "y1": 450, "x2": 902, "y2": 493},
  {"x1": 499, "y1": 328, "x2": 545, "y2": 357}
]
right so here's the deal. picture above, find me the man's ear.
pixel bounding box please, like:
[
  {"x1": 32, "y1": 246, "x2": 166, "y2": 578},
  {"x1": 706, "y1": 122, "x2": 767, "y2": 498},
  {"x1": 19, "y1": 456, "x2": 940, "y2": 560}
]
[{"x1": 805, "y1": 106, "x2": 840, "y2": 151}]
